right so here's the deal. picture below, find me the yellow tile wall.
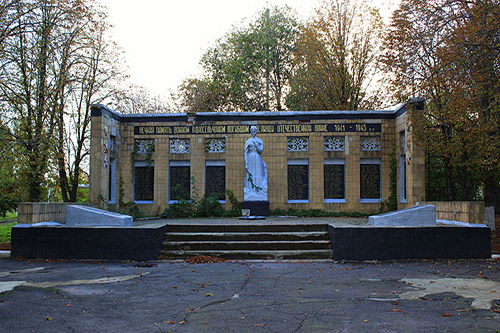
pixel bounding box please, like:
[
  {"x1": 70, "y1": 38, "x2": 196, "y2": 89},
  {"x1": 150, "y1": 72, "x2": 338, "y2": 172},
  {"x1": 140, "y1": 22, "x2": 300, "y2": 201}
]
[{"x1": 91, "y1": 113, "x2": 425, "y2": 216}]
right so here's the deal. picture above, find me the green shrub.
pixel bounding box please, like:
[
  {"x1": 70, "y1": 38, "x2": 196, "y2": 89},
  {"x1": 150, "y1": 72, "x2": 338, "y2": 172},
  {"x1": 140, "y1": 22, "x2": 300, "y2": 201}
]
[
  {"x1": 109, "y1": 202, "x2": 144, "y2": 218},
  {"x1": 162, "y1": 199, "x2": 196, "y2": 218},
  {"x1": 196, "y1": 194, "x2": 224, "y2": 217},
  {"x1": 270, "y1": 208, "x2": 369, "y2": 218}
]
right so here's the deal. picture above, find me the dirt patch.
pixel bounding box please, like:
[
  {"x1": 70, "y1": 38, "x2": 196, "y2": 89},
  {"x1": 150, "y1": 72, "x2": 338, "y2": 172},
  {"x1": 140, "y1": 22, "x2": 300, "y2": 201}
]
[
  {"x1": 0, "y1": 242, "x2": 10, "y2": 251},
  {"x1": 184, "y1": 255, "x2": 228, "y2": 264}
]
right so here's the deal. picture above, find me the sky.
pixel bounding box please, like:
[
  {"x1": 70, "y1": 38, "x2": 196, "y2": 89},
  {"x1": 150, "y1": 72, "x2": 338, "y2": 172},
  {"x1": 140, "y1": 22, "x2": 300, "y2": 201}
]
[{"x1": 103, "y1": 0, "x2": 400, "y2": 100}]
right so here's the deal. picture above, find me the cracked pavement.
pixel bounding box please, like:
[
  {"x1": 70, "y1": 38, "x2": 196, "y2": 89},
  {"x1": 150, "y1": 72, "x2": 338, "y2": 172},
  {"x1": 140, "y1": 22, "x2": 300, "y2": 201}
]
[{"x1": 0, "y1": 258, "x2": 499, "y2": 332}]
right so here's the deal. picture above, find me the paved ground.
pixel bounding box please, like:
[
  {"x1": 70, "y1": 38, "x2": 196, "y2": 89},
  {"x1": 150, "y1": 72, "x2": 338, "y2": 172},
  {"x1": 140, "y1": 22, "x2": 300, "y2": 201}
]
[{"x1": 1, "y1": 258, "x2": 499, "y2": 332}]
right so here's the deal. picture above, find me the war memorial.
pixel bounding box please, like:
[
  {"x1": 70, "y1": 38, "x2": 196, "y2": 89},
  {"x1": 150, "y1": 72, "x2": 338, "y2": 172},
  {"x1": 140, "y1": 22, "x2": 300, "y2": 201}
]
[
  {"x1": 89, "y1": 99, "x2": 425, "y2": 216},
  {"x1": 10, "y1": 98, "x2": 491, "y2": 261}
]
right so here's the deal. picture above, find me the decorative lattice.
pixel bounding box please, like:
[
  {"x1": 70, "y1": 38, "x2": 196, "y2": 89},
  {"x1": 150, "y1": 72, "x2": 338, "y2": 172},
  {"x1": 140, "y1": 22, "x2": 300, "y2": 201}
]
[
  {"x1": 206, "y1": 138, "x2": 226, "y2": 153},
  {"x1": 134, "y1": 139, "x2": 154, "y2": 154},
  {"x1": 287, "y1": 137, "x2": 309, "y2": 152},
  {"x1": 324, "y1": 136, "x2": 345, "y2": 151},
  {"x1": 170, "y1": 138, "x2": 190, "y2": 153},
  {"x1": 360, "y1": 136, "x2": 381, "y2": 151}
]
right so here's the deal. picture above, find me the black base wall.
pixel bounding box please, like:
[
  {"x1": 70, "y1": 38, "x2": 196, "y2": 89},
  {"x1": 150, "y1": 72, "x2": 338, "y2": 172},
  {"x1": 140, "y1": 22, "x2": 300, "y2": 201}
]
[
  {"x1": 328, "y1": 226, "x2": 491, "y2": 260},
  {"x1": 11, "y1": 225, "x2": 168, "y2": 261},
  {"x1": 242, "y1": 201, "x2": 270, "y2": 216}
]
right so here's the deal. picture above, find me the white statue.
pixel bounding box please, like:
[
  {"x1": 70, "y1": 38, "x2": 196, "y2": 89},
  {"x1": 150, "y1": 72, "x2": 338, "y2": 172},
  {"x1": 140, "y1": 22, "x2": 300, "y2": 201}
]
[{"x1": 244, "y1": 126, "x2": 268, "y2": 201}]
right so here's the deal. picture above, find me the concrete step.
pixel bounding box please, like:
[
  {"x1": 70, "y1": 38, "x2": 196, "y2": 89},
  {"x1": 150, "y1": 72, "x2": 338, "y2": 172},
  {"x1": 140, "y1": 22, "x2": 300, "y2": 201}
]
[
  {"x1": 166, "y1": 224, "x2": 328, "y2": 233},
  {"x1": 163, "y1": 240, "x2": 331, "y2": 251},
  {"x1": 159, "y1": 249, "x2": 333, "y2": 260},
  {"x1": 161, "y1": 224, "x2": 332, "y2": 259},
  {"x1": 165, "y1": 231, "x2": 329, "y2": 241}
]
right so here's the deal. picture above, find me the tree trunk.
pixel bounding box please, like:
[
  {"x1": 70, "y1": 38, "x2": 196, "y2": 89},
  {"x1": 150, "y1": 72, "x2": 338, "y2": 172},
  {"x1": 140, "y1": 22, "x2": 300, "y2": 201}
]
[{"x1": 484, "y1": 180, "x2": 500, "y2": 213}]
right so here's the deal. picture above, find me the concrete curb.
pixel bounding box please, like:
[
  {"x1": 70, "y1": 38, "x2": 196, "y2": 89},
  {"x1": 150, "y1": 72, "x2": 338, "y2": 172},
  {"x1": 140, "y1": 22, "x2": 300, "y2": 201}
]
[{"x1": 0, "y1": 250, "x2": 11, "y2": 259}]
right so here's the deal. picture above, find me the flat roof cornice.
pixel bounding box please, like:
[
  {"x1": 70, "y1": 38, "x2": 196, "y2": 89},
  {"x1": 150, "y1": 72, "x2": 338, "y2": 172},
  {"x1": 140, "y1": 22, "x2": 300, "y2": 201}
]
[{"x1": 91, "y1": 101, "x2": 414, "y2": 123}]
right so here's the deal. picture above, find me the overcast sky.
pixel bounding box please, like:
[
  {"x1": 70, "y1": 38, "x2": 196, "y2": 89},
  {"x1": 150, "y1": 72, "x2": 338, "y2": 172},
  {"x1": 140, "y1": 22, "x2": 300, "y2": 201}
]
[{"x1": 103, "y1": 0, "x2": 400, "y2": 99}]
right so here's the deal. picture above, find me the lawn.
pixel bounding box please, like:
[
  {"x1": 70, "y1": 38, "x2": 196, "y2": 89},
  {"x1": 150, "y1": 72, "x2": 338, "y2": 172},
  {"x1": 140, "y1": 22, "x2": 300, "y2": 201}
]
[
  {"x1": 0, "y1": 211, "x2": 17, "y2": 221},
  {"x1": 0, "y1": 221, "x2": 17, "y2": 243}
]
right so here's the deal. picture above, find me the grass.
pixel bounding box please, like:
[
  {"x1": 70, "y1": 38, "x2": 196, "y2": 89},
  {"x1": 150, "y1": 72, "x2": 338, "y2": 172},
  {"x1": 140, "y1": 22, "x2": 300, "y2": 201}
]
[
  {"x1": 0, "y1": 211, "x2": 17, "y2": 221},
  {"x1": 0, "y1": 221, "x2": 17, "y2": 243}
]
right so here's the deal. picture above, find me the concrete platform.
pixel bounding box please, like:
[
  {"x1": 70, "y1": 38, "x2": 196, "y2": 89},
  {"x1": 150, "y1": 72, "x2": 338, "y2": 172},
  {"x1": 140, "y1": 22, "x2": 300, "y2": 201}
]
[{"x1": 9, "y1": 216, "x2": 492, "y2": 261}]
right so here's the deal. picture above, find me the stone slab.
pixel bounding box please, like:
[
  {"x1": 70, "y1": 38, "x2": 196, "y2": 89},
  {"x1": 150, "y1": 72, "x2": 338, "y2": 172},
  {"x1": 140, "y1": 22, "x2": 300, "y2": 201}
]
[
  {"x1": 485, "y1": 206, "x2": 495, "y2": 230},
  {"x1": 369, "y1": 205, "x2": 436, "y2": 226},
  {"x1": 66, "y1": 206, "x2": 133, "y2": 226},
  {"x1": 242, "y1": 201, "x2": 270, "y2": 217}
]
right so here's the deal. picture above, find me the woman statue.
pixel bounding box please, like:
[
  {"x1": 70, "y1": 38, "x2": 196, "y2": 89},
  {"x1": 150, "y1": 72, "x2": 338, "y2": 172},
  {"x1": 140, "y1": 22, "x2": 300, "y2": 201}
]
[{"x1": 244, "y1": 126, "x2": 268, "y2": 201}]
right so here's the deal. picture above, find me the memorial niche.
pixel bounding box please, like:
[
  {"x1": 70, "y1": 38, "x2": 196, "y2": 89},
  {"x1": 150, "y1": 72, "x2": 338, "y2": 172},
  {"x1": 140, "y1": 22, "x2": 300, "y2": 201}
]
[
  {"x1": 134, "y1": 166, "x2": 154, "y2": 201},
  {"x1": 205, "y1": 165, "x2": 225, "y2": 200},
  {"x1": 288, "y1": 164, "x2": 309, "y2": 200},
  {"x1": 324, "y1": 164, "x2": 345, "y2": 199},
  {"x1": 170, "y1": 166, "x2": 190, "y2": 200},
  {"x1": 360, "y1": 164, "x2": 381, "y2": 199}
]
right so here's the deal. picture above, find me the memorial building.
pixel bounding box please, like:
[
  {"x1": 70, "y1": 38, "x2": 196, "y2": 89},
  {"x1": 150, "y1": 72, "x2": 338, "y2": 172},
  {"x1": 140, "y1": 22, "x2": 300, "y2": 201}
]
[{"x1": 89, "y1": 99, "x2": 425, "y2": 216}]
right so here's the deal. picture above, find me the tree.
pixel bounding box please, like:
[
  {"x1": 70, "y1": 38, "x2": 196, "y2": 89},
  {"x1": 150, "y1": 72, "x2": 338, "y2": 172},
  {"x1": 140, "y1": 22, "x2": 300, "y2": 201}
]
[
  {"x1": 177, "y1": 78, "x2": 227, "y2": 112},
  {"x1": 53, "y1": 11, "x2": 126, "y2": 202},
  {"x1": 113, "y1": 86, "x2": 173, "y2": 114},
  {"x1": 0, "y1": 0, "x2": 63, "y2": 201},
  {"x1": 181, "y1": 6, "x2": 300, "y2": 112},
  {"x1": 0, "y1": 122, "x2": 21, "y2": 217},
  {"x1": 383, "y1": 0, "x2": 500, "y2": 208},
  {"x1": 286, "y1": 0, "x2": 384, "y2": 111},
  {"x1": 0, "y1": 0, "x2": 126, "y2": 202}
]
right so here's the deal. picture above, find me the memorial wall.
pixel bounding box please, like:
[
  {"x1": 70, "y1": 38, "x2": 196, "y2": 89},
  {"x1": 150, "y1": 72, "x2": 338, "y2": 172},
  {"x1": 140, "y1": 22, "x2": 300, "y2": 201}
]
[{"x1": 90, "y1": 100, "x2": 425, "y2": 216}]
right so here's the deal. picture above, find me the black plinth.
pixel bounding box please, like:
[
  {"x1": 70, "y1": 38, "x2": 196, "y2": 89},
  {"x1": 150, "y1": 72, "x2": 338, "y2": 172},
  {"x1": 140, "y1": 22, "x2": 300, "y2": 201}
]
[{"x1": 242, "y1": 201, "x2": 270, "y2": 216}]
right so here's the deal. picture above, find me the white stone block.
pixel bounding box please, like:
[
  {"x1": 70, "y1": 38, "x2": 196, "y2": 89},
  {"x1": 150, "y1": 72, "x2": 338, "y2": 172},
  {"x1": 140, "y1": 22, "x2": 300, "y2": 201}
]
[
  {"x1": 369, "y1": 205, "x2": 436, "y2": 226},
  {"x1": 66, "y1": 206, "x2": 133, "y2": 227}
]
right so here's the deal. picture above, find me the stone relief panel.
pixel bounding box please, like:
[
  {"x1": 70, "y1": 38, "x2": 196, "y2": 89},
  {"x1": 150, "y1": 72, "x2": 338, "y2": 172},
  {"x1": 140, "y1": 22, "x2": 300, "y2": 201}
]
[
  {"x1": 360, "y1": 136, "x2": 381, "y2": 151},
  {"x1": 205, "y1": 138, "x2": 226, "y2": 153},
  {"x1": 134, "y1": 139, "x2": 154, "y2": 154},
  {"x1": 169, "y1": 138, "x2": 190, "y2": 153},
  {"x1": 287, "y1": 137, "x2": 309, "y2": 152},
  {"x1": 324, "y1": 136, "x2": 345, "y2": 151}
]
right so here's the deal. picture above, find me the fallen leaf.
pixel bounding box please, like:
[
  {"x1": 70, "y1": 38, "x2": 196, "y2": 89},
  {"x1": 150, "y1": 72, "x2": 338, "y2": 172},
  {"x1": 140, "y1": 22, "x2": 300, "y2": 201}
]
[
  {"x1": 65, "y1": 303, "x2": 71, "y2": 307},
  {"x1": 178, "y1": 320, "x2": 185, "y2": 324},
  {"x1": 392, "y1": 301, "x2": 399, "y2": 305},
  {"x1": 441, "y1": 313, "x2": 453, "y2": 317},
  {"x1": 205, "y1": 293, "x2": 213, "y2": 297},
  {"x1": 363, "y1": 319, "x2": 368, "y2": 322},
  {"x1": 166, "y1": 321, "x2": 175, "y2": 324},
  {"x1": 387, "y1": 309, "x2": 402, "y2": 312},
  {"x1": 45, "y1": 316, "x2": 52, "y2": 321}
]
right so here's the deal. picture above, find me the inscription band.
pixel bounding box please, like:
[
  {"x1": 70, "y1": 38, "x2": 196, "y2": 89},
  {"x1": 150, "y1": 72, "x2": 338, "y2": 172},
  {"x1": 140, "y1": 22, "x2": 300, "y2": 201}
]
[{"x1": 135, "y1": 123, "x2": 381, "y2": 135}]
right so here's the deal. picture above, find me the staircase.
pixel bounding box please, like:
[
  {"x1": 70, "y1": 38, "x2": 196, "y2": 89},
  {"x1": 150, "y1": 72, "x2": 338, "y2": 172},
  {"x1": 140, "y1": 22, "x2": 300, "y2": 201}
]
[{"x1": 160, "y1": 224, "x2": 332, "y2": 259}]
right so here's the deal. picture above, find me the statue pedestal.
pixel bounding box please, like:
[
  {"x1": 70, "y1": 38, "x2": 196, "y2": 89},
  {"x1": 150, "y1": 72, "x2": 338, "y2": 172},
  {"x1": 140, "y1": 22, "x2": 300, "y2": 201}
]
[{"x1": 242, "y1": 201, "x2": 270, "y2": 217}]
